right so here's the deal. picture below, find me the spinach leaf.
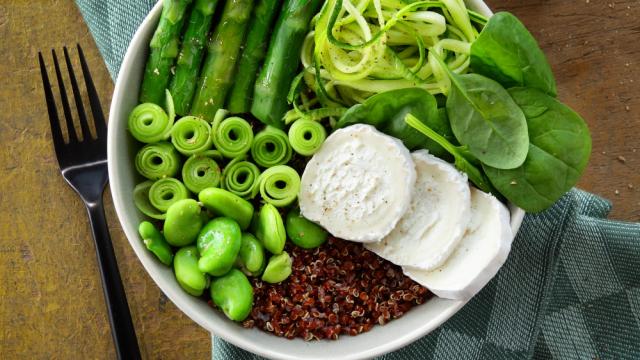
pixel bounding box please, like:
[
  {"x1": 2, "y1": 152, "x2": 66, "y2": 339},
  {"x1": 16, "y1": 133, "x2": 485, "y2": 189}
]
[
  {"x1": 471, "y1": 12, "x2": 557, "y2": 96},
  {"x1": 337, "y1": 88, "x2": 455, "y2": 158},
  {"x1": 484, "y1": 87, "x2": 591, "y2": 212}
]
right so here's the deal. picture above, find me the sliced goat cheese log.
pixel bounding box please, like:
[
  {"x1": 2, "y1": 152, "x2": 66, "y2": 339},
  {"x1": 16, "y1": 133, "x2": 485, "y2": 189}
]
[
  {"x1": 366, "y1": 150, "x2": 471, "y2": 270},
  {"x1": 299, "y1": 124, "x2": 416, "y2": 243},
  {"x1": 404, "y1": 188, "x2": 513, "y2": 300}
]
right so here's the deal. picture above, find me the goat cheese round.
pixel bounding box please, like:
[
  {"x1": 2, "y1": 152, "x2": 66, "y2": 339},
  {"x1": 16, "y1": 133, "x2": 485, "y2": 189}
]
[
  {"x1": 403, "y1": 188, "x2": 513, "y2": 300},
  {"x1": 366, "y1": 150, "x2": 471, "y2": 271},
  {"x1": 299, "y1": 124, "x2": 416, "y2": 243}
]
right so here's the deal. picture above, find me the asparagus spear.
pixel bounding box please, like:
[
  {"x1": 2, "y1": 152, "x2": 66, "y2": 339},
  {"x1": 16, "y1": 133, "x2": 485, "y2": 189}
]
[
  {"x1": 226, "y1": 0, "x2": 283, "y2": 114},
  {"x1": 168, "y1": 0, "x2": 220, "y2": 115},
  {"x1": 250, "y1": 0, "x2": 322, "y2": 128},
  {"x1": 190, "y1": 0, "x2": 254, "y2": 122},
  {"x1": 139, "y1": 0, "x2": 193, "y2": 105}
]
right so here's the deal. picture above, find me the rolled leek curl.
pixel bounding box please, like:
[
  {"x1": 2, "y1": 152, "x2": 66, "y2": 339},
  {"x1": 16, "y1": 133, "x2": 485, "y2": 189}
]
[
  {"x1": 288, "y1": 119, "x2": 327, "y2": 156},
  {"x1": 128, "y1": 103, "x2": 174, "y2": 143},
  {"x1": 211, "y1": 109, "x2": 254, "y2": 158},
  {"x1": 171, "y1": 116, "x2": 213, "y2": 155},
  {"x1": 148, "y1": 177, "x2": 190, "y2": 212},
  {"x1": 135, "y1": 141, "x2": 181, "y2": 180},
  {"x1": 251, "y1": 126, "x2": 292, "y2": 168},
  {"x1": 182, "y1": 153, "x2": 222, "y2": 194},
  {"x1": 133, "y1": 181, "x2": 166, "y2": 220},
  {"x1": 222, "y1": 157, "x2": 261, "y2": 199},
  {"x1": 255, "y1": 165, "x2": 300, "y2": 207}
]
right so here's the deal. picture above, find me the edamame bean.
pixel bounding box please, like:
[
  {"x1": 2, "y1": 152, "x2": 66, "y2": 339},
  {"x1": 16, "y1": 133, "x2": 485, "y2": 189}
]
[
  {"x1": 285, "y1": 208, "x2": 328, "y2": 249},
  {"x1": 210, "y1": 269, "x2": 253, "y2": 321},
  {"x1": 174, "y1": 246, "x2": 209, "y2": 296},
  {"x1": 261, "y1": 251, "x2": 292, "y2": 284},
  {"x1": 163, "y1": 199, "x2": 203, "y2": 246},
  {"x1": 236, "y1": 233, "x2": 265, "y2": 276},
  {"x1": 138, "y1": 221, "x2": 174, "y2": 266},
  {"x1": 255, "y1": 203, "x2": 286, "y2": 255},
  {"x1": 197, "y1": 218, "x2": 242, "y2": 276},
  {"x1": 199, "y1": 188, "x2": 254, "y2": 230}
]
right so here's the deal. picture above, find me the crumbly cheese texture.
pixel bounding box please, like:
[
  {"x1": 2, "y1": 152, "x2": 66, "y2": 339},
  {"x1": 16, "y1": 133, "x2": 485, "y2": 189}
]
[
  {"x1": 366, "y1": 150, "x2": 471, "y2": 271},
  {"x1": 404, "y1": 188, "x2": 513, "y2": 300},
  {"x1": 299, "y1": 124, "x2": 416, "y2": 243}
]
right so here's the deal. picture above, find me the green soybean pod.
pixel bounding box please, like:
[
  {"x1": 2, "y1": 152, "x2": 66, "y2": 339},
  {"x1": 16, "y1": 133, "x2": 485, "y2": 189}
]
[
  {"x1": 256, "y1": 165, "x2": 301, "y2": 207},
  {"x1": 236, "y1": 233, "x2": 265, "y2": 276},
  {"x1": 182, "y1": 154, "x2": 222, "y2": 194},
  {"x1": 221, "y1": 156, "x2": 261, "y2": 199},
  {"x1": 174, "y1": 246, "x2": 209, "y2": 297},
  {"x1": 171, "y1": 116, "x2": 213, "y2": 155},
  {"x1": 128, "y1": 102, "x2": 174, "y2": 143},
  {"x1": 163, "y1": 199, "x2": 203, "y2": 246},
  {"x1": 210, "y1": 269, "x2": 253, "y2": 321},
  {"x1": 198, "y1": 188, "x2": 254, "y2": 230},
  {"x1": 138, "y1": 221, "x2": 174, "y2": 266},
  {"x1": 133, "y1": 180, "x2": 166, "y2": 220},
  {"x1": 285, "y1": 208, "x2": 328, "y2": 249},
  {"x1": 197, "y1": 217, "x2": 242, "y2": 276},
  {"x1": 250, "y1": 126, "x2": 292, "y2": 168},
  {"x1": 261, "y1": 251, "x2": 292, "y2": 284},
  {"x1": 148, "y1": 177, "x2": 190, "y2": 212},
  {"x1": 211, "y1": 110, "x2": 254, "y2": 158},
  {"x1": 135, "y1": 141, "x2": 181, "y2": 180},
  {"x1": 288, "y1": 119, "x2": 326, "y2": 156},
  {"x1": 255, "y1": 203, "x2": 286, "y2": 255}
]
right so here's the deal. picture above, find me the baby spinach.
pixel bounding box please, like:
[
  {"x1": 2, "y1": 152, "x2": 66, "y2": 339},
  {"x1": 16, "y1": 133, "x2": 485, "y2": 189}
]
[
  {"x1": 471, "y1": 12, "x2": 557, "y2": 97},
  {"x1": 484, "y1": 88, "x2": 591, "y2": 212},
  {"x1": 336, "y1": 88, "x2": 455, "y2": 158}
]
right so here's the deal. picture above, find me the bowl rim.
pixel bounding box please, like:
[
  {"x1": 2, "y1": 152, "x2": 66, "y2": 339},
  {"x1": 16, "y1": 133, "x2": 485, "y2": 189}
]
[{"x1": 107, "y1": 1, "x2": 524, "y2": 358}]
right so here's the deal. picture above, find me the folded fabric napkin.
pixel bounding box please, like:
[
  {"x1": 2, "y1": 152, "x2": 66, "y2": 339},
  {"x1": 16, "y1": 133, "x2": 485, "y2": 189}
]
[{"x1": 75, "y1": 2, "x2": 640, "y2": 358}]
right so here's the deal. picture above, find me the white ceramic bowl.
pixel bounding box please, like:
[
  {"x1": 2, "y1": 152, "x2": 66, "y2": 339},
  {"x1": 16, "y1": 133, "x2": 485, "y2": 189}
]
[{"x1": 108, "y1": 1, "x2": 524, "y2": 359}]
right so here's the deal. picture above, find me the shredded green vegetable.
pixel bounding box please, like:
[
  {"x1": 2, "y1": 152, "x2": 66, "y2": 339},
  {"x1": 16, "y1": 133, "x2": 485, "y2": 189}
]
[
  {"x1": 288, "y1": 119, "x2": 327, "y2": 156},
  {"x1": 133, "y1": 181, "x2": 166, "y2": 220},
  {"x1": 254, "y1": 165, "x2": 301, "y2": 207},
  {"x1": 222, "y1": 156, "x2": 261, "y2": 199},
  {"x1": 134, "y1": 141, "x2": 181, "y2": 180},
  {"x1": 171, "y1": 116, "x2": 213, "y2": 155},
  {"x1": 128, "y1": 102, "x2": 174, "y2": 143},
  {"x1": 211, "y1": 109, "x2": 254, "y2": 158},
  {"x1": 149, "y1": 177, "x2": 190, "y2": 212},
  {"x1": 182, "y1": 152, "x2": 222, "y2": 193},
  {"x1": 251, "y1": 126, "x2": 292, "y2": 168}
]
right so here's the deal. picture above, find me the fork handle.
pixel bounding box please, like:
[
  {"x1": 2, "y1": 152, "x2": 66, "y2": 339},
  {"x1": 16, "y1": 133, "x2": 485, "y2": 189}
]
[{"x1": 86, "y1": 201, "x2": 142, "y2": 360}]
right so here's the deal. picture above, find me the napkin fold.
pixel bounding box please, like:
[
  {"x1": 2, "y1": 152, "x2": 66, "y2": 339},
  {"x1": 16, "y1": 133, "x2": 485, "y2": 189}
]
[{"x1": 75, "y1": 1, "x2": 640, "y2": 358}]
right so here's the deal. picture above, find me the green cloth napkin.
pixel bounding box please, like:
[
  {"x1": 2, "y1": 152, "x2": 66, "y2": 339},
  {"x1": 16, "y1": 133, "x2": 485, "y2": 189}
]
[{"x1": 75, "y1": 1, "x2": 640, "y2": 358}]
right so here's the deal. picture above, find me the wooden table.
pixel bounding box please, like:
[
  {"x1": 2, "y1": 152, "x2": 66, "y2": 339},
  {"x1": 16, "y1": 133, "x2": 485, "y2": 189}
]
[{"x1": 0, "y1": 1, "x2": 637, "y2": 359}]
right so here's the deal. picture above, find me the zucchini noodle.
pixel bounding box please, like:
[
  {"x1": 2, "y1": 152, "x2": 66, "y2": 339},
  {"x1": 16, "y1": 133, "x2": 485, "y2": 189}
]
[
  {"x1": 133, "y1": 181, "x2": 166, "y2": 220},
  {"x1": 221, "y1": 156, "x2": 261, "y2": 199},
  {"x1": 182, "y1": 153, "x2": 222, "y2": 193},
  {"x1": 171, "y1": 116, "x2": 212, "y2": 155},
  {"x1": 148, "y1": 177, "x2": 189, "y2": 212},
  {"x1": 135, "y1": 141, "x2": 181, "y2": 180},
  {"x1": 255, "y1": 165, "x2": 301, "y2": 207},
  {"x1": 210, "y1": 109, "x2": 254, "y2": 158},
  {"x1": 288, "y1": 119, "x2": 327, "y2": 156},
  {"x1": 250, "y1": 126, "x2": 292, "y2": 168},
  {"x1": 128, "y1": 102, "x2": 174, "y2": 143}
]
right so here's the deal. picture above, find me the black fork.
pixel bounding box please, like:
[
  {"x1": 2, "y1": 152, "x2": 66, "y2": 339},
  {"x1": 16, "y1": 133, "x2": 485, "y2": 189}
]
[{"x1": 38, "y1": 45, "x2": 141, "y2": 360}]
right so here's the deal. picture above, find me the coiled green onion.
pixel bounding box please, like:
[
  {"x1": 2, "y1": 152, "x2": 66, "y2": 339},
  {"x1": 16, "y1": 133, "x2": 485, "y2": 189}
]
[
  {"x1": 211, "y1": 110, "x2": 254, "y2": 158},
  {"x1": 288, "y1": 119, "x2": 327, "y2": 156},
  {"x1": 133, "y1": 181, "x2": 166, "y2": 220},
  {"x1": 171, "y1": 116, "x2": 212, "y2": 155},
  {"x1": 222, "y1": 157, "x2": 261, "y2": 199},
  {"x1": 148, "y1": 178, "x2": 190, "y2": 212},
  {"x1": 182, "y1": 153, "x2": 222, "y2": 194},
  {"x1": 256, "y1": 165, "x2": 300, "y2": 207},
  {"x1": 135, "y1": 141, "x2": 181, "y2": 180},
  {"x1": 128, "y1": 102, "x2": 174, "y2": 143},
  {"x1": 251, "y1": 126, "x2": 292, "y2": 168}
]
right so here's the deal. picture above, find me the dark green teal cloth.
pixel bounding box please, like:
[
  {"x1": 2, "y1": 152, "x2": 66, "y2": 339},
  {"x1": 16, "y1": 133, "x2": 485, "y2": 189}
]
[{"x1": 75, "y1": 1, "x2": 640, "y2": 358}]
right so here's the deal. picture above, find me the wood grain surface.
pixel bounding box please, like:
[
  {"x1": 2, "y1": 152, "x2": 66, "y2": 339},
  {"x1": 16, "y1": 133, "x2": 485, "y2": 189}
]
[{"x1": 0, "y1": 1, "x2": 638, "y2": 359}]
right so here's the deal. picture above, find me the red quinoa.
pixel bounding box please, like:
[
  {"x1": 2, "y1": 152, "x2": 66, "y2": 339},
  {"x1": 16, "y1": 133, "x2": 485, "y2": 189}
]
[{"x1": 240, "y1": 237, "x2": 432, "y2": 340}]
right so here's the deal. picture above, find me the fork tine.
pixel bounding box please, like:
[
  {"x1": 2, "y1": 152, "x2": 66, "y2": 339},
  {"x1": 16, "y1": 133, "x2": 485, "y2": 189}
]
[
  {"x1": 38, "y1": 52, "x2": 65, "y2": 160},
  {"x1": 76, "y1": 44, "x2": 107, "y2": 139},
  {"x1": 52, "y1": 49, "x2": 78, "y2": 143},
  {"x1": 63, "y1": 46, "x2": 93, "y2": 141}
]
